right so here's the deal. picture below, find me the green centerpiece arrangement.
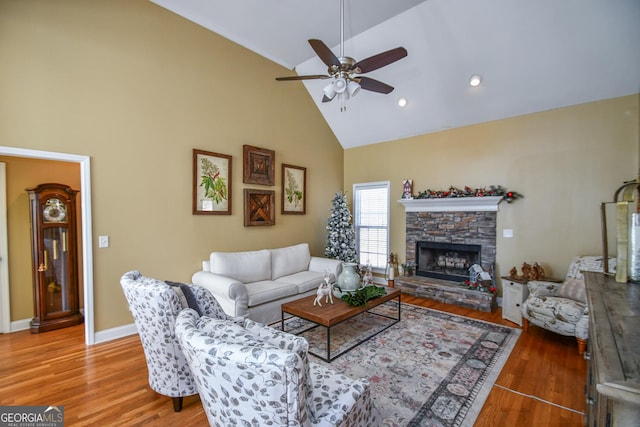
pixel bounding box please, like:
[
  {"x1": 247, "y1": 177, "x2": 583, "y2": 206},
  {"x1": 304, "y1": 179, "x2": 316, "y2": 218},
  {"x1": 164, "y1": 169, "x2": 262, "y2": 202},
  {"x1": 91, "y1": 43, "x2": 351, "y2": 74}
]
[{"x1": 340, "y1": 285, "x2": 387, "y2": 307}]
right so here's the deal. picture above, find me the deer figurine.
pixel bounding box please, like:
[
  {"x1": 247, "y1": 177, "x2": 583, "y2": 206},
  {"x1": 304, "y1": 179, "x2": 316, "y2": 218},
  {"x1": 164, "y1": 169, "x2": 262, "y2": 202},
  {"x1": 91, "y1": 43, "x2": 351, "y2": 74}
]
[{"x1": 313, "y1": 272, "x2": 334, "y2": 307}]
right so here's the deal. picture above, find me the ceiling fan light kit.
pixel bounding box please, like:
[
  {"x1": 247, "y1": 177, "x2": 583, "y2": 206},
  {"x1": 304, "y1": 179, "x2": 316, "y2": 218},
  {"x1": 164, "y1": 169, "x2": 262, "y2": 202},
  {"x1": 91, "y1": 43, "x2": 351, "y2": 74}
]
[
  {"x1": 275, "y1": 0, "x2": 407, "y2": 112},
  {"x1": 469, "y1": 75, "x2": 482, "y2": 87}
]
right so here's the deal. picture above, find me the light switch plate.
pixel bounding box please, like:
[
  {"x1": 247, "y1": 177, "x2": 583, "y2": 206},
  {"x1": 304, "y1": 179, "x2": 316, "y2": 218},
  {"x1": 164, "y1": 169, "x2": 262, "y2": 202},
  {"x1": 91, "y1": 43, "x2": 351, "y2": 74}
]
[
  {"x1": 98, "y1": 235, "x2": 110, "y2": 248},
  {"x1": 503, "y1": 229, "x2": 514, "y2": 238}
]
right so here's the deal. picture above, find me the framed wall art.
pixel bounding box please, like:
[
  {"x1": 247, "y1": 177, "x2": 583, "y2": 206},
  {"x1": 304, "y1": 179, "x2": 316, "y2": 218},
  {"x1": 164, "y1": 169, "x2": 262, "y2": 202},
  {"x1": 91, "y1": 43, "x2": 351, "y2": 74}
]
[
  {"x1": 244, "y1": 189, "x2": 275, "y2": 226},
  {"x1": 282, "y1": 164, "x2": 306, "y2": 214},
  {"x1": 243, "y1": 145, "x2": 275, "y2": 185},
  {"x1": 193, "y1": 149, "x2": 232, "y2": 215}
]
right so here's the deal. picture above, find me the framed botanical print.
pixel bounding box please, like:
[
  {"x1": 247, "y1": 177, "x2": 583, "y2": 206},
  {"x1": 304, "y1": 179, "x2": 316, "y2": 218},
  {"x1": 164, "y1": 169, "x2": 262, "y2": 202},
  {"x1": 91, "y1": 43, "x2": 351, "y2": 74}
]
[
  {"x1": 243, "y1": 145, "x2": 275, "y2": 185},
  {"x1": 282, "y1": 164, "x2": 306, "y2": 214},
  {"x1": 193, "y1": 149, "x2": 232, "y2": 215},
  {"x1": 244, "y1": 189, "x2": 275, "y2": 226}
]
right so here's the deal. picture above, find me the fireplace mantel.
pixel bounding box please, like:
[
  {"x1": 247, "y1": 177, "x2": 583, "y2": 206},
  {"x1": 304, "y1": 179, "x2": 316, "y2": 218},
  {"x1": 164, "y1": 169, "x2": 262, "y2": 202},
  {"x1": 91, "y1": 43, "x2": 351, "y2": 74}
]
[{"x1": 397, "y1": 196, "x2": 503, "y2": 212}]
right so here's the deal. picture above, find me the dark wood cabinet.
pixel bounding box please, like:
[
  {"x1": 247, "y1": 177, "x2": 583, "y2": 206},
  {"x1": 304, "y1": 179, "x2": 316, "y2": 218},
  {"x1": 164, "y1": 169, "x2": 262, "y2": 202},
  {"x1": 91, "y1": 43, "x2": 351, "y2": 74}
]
[
  {"x1": 584, "y1": 272, "x2": 640, "y2": 426},
  {"x1": 27, "y1": 183, "x2": 83, "y2": 333}
]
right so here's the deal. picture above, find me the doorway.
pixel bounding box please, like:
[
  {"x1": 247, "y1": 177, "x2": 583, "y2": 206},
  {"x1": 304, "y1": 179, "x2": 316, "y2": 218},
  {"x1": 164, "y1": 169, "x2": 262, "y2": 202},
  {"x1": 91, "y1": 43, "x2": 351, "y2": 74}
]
[{"x1": 0, "y1": 146, "x2": 94, "y2": 345}]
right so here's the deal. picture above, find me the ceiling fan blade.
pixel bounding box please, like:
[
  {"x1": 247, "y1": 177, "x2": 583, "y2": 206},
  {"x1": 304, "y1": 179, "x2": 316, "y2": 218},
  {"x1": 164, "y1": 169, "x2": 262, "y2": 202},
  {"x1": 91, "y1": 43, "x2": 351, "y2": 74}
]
[
  {"x1": 276, "y1": 75, "x2": 331, "y2": 81},
  {"x1": 358, "y1": 77, "x2": 394, "y2": 94},
  {"x1": 308, "y1": 39, "x2": 340, "y2": 68},
  {"x1": 352, "y1": 47, "x2": 407, "y2": 73}
]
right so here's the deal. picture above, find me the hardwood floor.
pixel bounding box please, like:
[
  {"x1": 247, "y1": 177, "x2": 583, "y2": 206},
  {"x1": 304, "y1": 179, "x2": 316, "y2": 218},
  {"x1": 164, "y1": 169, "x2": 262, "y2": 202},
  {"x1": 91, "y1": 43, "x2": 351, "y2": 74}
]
[{"x1": 0, "y1": 294, "x2": 586, "y2": 426}]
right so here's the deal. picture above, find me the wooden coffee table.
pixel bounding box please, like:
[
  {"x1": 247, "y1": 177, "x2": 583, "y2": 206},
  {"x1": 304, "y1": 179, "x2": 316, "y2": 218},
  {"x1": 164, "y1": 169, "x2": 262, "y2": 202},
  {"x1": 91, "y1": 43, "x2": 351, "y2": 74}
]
[{"x1": 281, "y1": 287, "x2": 401, "y2": 362}]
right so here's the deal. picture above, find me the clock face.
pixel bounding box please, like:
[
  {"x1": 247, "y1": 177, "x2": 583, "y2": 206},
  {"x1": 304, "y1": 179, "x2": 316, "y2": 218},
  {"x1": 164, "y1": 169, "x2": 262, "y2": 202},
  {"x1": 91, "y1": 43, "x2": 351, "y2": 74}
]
[{"x1": 43, "y1": 198, "x2": 67, "y2": 223}]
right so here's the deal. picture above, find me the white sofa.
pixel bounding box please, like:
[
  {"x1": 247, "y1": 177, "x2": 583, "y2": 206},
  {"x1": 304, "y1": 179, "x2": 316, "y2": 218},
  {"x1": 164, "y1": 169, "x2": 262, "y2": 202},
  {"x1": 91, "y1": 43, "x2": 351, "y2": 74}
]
[{"x1": 192, "y1": 243, "x2": 343, "y2": 325}]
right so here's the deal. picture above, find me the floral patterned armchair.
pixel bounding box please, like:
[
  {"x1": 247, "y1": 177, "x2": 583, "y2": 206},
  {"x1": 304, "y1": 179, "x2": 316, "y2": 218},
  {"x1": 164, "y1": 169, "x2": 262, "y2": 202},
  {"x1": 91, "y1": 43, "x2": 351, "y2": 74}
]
[
  {"x1": 120, "y1": 270, "x2": 238, "y2": 412},
  {"x1": 521, "y1": 256, "x2": 615, "y2": 354},
  {"x1": 175, "y1": 308, "x2": 379, "y2": 426}
]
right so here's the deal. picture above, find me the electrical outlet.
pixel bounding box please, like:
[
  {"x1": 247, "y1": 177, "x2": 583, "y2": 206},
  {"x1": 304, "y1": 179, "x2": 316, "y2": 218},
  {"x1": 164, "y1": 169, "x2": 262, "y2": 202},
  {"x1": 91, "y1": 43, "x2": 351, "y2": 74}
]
[{"x1": 98, "y1": 235, "x2": 110, "y2": 248}]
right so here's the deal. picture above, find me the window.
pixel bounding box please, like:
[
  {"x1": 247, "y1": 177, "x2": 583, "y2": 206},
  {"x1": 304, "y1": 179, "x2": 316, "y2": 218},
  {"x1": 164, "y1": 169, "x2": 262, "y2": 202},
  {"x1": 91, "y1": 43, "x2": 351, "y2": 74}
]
[{"x1": 353, "y1": 181, "x2": 389, "y2": 270}]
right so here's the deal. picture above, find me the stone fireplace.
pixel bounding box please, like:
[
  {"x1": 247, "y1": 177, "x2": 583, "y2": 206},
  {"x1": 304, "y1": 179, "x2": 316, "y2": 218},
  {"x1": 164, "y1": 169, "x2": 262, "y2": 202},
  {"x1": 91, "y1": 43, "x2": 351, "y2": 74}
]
[
  {"x1": 406, "y1": 210, "x2": 497, "y2": 275},
  {"x1": 395, "y1": 197, "x2": 501, "y2": 311},
  {"x1": 416, "y1": 241, "x2": 482, "y2": 282}
]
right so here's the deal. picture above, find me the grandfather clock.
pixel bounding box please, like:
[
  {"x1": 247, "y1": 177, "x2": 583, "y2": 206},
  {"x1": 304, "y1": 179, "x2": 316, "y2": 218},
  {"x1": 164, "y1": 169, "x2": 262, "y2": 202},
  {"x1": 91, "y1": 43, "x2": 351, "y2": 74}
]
[{"x1": 27, "y1": 183, "x2": 83, "y2": 333}]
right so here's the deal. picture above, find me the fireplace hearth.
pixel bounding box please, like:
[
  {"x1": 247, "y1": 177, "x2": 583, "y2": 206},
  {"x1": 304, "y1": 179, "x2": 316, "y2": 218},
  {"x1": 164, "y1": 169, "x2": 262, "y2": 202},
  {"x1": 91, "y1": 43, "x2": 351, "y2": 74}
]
[{"x1": 416, "y1": 241, "x2": 481, "y2": 282}]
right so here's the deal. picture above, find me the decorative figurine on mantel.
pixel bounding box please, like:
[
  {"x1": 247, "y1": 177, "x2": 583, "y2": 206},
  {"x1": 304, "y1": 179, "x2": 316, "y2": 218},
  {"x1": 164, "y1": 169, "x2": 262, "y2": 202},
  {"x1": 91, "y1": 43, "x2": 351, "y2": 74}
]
[
  {"x1": 402, "y1": 179, "x2": 413, "y2": 199},
  {"x1": 313, "y1": 272, "x2": 334, "y2": 307}
]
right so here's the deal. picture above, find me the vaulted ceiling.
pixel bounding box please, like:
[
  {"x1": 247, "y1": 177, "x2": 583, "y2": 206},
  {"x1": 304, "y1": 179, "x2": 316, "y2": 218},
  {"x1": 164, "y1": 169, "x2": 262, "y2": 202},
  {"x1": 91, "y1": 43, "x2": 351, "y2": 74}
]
[{"x1": 151, "y1": 0, "x2": 640, "y2": 149}]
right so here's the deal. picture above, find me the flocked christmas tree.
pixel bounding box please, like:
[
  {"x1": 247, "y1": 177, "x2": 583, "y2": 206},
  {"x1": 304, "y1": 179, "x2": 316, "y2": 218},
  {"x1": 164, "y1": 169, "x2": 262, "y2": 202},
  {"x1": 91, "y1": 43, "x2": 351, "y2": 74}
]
[{"x1": 325, "y1": 191, "x2": 358, "y2": 263}]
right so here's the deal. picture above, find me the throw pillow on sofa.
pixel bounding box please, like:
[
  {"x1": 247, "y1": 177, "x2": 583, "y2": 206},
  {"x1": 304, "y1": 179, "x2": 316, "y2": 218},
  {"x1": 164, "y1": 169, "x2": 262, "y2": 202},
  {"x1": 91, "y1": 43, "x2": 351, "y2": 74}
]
[
  {"x1": 555, "y1": 278, "x2": 587, "y2": 304},
  {"x1": 165, "y1": 280, "x2": 204, "y2": 316}
]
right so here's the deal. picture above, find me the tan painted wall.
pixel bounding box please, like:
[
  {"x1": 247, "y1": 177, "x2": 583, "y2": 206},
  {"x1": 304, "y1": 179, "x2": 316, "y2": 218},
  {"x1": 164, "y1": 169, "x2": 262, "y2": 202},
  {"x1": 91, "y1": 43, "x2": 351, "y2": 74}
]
[
  {"x1": 345, "y1": 95, "x2": 639, "y2": 287},
  {"x1": 0, "y1": 157, "x2": 82, "y2": 320},
  {"x1": 0, "y1": 0, "x2": 343, "y2": 330},
  {"x1": 1, "y1": 0, "x2": 636, "y2": 330}
]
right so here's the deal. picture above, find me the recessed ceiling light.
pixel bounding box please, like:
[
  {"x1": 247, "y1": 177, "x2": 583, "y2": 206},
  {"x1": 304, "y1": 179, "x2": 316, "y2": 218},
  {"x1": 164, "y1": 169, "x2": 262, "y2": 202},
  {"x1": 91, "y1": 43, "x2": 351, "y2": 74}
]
[
  {"x1": 469, "y1": 75, "x2": 482, "y2": 87},
  {"x1": 398, "y1": 97, "x2": 408, "y2": 107}
]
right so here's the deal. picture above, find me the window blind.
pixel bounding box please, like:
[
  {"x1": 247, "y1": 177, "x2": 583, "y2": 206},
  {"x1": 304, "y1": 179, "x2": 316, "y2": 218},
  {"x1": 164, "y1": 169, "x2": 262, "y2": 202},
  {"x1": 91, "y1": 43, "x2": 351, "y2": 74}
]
[{"x1": 353, "y1": 182, "x2": 389, "y2": 269}]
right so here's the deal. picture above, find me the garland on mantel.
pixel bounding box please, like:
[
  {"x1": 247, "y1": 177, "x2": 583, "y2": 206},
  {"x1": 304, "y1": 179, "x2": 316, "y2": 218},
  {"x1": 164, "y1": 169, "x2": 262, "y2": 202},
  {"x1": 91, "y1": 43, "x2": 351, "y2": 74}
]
[{"x1": 415, "y1": 185, "x2": 523, "y2": 203}]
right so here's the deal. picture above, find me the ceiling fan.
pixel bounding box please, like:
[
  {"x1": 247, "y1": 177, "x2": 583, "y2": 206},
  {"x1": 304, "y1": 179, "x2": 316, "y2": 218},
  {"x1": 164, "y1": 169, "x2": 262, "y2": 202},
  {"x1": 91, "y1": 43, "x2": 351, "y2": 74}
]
[{"x1": 275, "y1": 0, "x2": 407, "y2": 111}]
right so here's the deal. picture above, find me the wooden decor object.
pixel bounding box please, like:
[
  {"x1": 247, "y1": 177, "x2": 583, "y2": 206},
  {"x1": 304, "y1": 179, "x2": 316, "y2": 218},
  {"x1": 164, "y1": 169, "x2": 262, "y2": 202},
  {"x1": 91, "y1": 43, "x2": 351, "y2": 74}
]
[
  {"x1": 26, "y1": 183, "x2": 83, "y2": 333},
  {"x1": 244, "y1": 189, "x2": 275, "y2": 226},
  {"x1": 243, "y1": 145, "x2": 275, "y2": 185}
]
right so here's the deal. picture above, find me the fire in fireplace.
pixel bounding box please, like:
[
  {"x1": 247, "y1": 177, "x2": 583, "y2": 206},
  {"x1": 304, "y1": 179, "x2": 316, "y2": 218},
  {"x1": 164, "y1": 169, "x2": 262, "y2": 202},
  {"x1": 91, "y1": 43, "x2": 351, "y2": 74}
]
[{"x1": 416, "y1": 241, "x2": 481, "y2": 282}]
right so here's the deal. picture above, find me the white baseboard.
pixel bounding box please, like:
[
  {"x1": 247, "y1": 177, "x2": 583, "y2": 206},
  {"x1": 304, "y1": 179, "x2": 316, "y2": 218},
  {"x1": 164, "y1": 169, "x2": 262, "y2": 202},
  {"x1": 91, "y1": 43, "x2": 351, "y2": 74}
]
[
  {"x1": 7, "y1": 317, "x2": 137, "y2": 344},
  {"x1": 94, "y1": 323, "x2": 138, "y2": 344},
  {"x1": 10, "y1": 318, "x2": 31, "y2": 332}
]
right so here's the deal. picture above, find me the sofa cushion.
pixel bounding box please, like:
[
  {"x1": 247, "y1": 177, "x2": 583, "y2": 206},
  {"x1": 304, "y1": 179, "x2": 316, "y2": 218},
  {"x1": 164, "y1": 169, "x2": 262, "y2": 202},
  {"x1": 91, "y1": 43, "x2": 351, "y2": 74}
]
[
  {"x1": 526, "y1": 295, "x2": 585, "y2": 324},
  {"x1": 271, "y1": 243, "x2": 311, "y2": 280},
  {"x1": 246, "y1": 280, "x2": 299, "y2": 307},
  {"x1": 276, "y1": 271, "x2": 326, "y2": 294},
  {"x1": 210, "y1": 249, "x2": 271, "y2": 283}
]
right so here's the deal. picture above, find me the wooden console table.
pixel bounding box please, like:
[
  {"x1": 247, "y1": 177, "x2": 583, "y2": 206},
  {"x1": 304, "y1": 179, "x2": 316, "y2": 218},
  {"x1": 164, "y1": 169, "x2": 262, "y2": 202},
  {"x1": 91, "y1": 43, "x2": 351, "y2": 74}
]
[{"x1": 584, "y1": 272, "x2": 640, "y2": 426}]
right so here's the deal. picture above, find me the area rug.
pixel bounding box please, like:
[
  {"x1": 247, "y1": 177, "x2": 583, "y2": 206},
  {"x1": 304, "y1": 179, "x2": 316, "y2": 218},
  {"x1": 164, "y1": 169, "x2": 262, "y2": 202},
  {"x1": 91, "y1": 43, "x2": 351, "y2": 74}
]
[{"x1": 278, "y1": 301, "x2": 520, "y2": 427}]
